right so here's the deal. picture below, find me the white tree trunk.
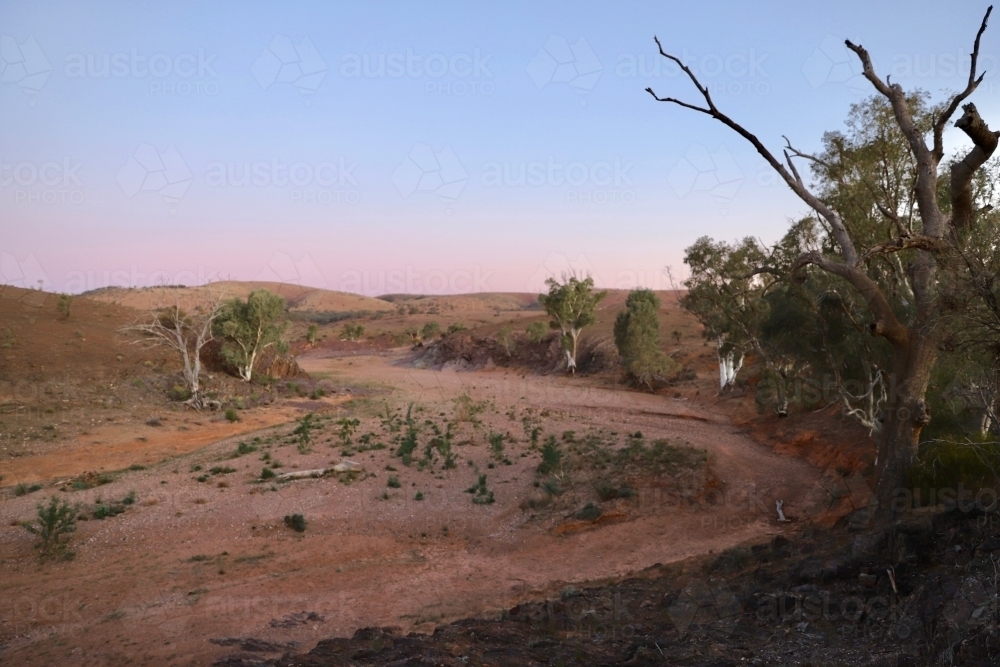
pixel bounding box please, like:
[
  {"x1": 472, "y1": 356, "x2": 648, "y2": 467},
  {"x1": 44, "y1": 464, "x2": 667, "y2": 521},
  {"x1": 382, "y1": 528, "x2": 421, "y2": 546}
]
[{"x1": 717, "y1": 341, "x2": 742, "y2": 389}]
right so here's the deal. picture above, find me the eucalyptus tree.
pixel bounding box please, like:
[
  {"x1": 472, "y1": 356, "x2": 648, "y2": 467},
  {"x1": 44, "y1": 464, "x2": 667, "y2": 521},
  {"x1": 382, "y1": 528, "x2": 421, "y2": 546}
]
[{"x1": 650, "y1": 7, "x2": 998, "y2": 524}]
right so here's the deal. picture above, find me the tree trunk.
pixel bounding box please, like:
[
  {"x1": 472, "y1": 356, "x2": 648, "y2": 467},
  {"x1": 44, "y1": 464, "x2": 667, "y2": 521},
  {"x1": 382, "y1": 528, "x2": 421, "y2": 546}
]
[{"x1": 871, "y1": 331, "x2": 937, "y2": 525}]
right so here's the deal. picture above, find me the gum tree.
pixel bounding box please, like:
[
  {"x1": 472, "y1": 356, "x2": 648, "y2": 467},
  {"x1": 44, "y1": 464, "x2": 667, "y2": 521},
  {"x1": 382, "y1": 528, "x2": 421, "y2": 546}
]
[
  {"x1": 648, "y1": 7, "x2": 997, "y2": 525},
  {"x1": 538, "y1": 275, "x2": 607, "y2": 374},
  {"x1": 215, "y1": 289, "x2": 288, "y2": 382}
]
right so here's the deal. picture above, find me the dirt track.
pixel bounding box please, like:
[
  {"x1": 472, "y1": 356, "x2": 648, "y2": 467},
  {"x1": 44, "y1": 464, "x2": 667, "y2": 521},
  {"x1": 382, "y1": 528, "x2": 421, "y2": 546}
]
[{"x1": 0, "y1": 350, "x2": 841, "y2": 666}]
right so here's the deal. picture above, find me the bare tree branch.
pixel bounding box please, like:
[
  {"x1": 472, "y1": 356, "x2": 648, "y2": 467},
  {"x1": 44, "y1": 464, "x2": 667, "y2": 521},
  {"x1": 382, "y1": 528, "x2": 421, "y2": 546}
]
[
  {"x1": 647, "y1": 37, "x2": 860, "y2": 267},
  {"x1": 934, "y1": 6, "x2": 994, "y2": 160},
  {"x1": 791, "y1": 252, "x2": 909, "y2": 347}
]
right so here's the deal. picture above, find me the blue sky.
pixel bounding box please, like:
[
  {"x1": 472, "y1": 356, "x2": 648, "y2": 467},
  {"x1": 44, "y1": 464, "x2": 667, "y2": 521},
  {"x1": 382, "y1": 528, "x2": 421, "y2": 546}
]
[{"x1": 1, "y1": 0, "x2": 998, "y2": 295}]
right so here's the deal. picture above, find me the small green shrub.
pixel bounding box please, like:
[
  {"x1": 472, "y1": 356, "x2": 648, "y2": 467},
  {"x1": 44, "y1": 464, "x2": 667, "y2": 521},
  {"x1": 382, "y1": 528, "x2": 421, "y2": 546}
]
[
  {"x1": 283, "y1": 514, "x2": 306, "y2": 532},
  {"x1": 260, "y1": 467, "x2": 276, "y2": 480},
  {"x1": 387, "y1": 476, "x2": 401, "y2": 488},
  {"x1": 224, "y1": 408, "x2": 240, "y2": 423},
  {"x1": 538, "y1": 436, "x2": 562, "y2": 475},
  {"x1": 526, "y1": 320, "x2": 547, "y2": 343},
  {"x1": 466, "y1": 474, "x2": 495, "y2": 505},
  {"x1": 23, "y1": 497, "x2": 79, "y2": 560},
  {"x1": 414, "y1": 491, "x2": 424, "y2": 501}
]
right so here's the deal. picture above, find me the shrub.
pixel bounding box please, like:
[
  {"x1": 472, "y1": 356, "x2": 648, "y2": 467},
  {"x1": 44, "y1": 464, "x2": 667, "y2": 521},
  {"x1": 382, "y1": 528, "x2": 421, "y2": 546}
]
[
  {"x1": 466, "y1": 474, "x2": 495, "y2": 505},
  {"x1": 447, "y1": 322, "x2": 467, "y2": 335},
  {"x1": 414, "y1": 491, "x2": 424, "y2": 501},
  {"x1": 168, "y1": 385, "x2": 192, "y2": 402},
  {"x1": 496, "y1": 326, "x2": 516, "y2": 357},
  {"x1": 387, "y1": 476, "x2": 401, "y2": 488},
  {"x1": 23, "y1": 497, "x2": 79, "y2": 560},
  {"x1": 56, "y1": 293, "x2": 73, "y2": 319},
  {"x1": 306, "y1": 323, "x2": 319, "y2": 344},
  {"x1": 538, "y1": 436, "x2": 562, "y2": 475},
  {"x1": 574, "y1": 502, "x2": 602, "y2": 522},
  {"x1": 283, "y1": 514, "x2": 306, "y2": 532},
  {"x1": 340, "y1": 323, "x2": 365, "y2": 341},
  {"x1": 224, "y1": 408, "x2": 240, "y2": 423},
  {"x1": 260, "y1": 467, "x2": 276, "y2": 480},
  {"x1": 613, "y1": 289, "x2": 677, "y2": 391},
  {"x1": 234, "y1": 441, "x2": 257, "y2": 457},
  {"x1": 526, "y1": 321, "x2": 547, "y2": 343},
  {"x1": 420, "y1": 321, "x2": 441, "y2": 340}
]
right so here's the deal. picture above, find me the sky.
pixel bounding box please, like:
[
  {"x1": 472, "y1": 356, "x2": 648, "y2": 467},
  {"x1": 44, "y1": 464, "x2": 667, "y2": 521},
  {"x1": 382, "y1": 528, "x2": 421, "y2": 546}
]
[{"x1": 2, "y1": 0, "x2": 999, "y2": 296}]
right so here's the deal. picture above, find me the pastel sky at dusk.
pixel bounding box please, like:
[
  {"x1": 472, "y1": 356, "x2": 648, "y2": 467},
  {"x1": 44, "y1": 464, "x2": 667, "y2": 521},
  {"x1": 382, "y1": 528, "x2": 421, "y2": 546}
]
[{"x1": 2, "y1": 0, "x2": 998, "y2": 295}]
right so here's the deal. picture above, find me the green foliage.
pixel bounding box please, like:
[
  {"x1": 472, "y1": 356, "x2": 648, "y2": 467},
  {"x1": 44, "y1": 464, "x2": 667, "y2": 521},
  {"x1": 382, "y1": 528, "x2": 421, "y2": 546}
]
[
  {"x1": 907, "y1": 439, "x2": 1000, "y2": 499},
  {"x1": 336, "y1": 417, "x2": 360, "y2": 449},
  {"x1": 260, "y1": 467, "x2": 276, "y2": 480},
  {"x1": 283, "y1": 514, "x2": 306, "y2": 532},
  {"x1": 168, "y1": 385, "x2": 192, "y2": 402},
  {"x1": 56, "y1": 293, "x2": 73, "y2": 319},
  {"x1": 414, "y1": 491, "x2": 424, "y2": 501},
  {"x1": 397, "y1": 404, "x2": 419, "y2": 465},
  {"x1": 488, "y1": 431, "x2": 506, "y2": 460},
  {"x1": 293, "y1": 412, "x2": 318, "y2": 453},
  {"x1": 496, "y1": 326, "x2": 516, "y2": 357},
  {"x1": 420, "y1": 321, "x2": 441, "y2": 340},
  {"x1": 387, "y1": 475, "x2": 401, "y2": 488},
  {"x1": 224, "y1": 408, "x2": 240, "y2": 423},
  {"x1": 538, "y1": 435, "x2": 562, "y2": 475},
  {"x1": 614, "y1": 289, "x2": 677, "y2": 390},
  {"x1": 23, "y1": 496, "x2": 79, "y2": 560},
  {"x1": 215, "y1": 289, "x2": 288, "y2": 382},
  {"x1": 466, "y1": 474, "x2": 495, "y2": 505},
  {"x1": 306, "y1": 323, "x2": 319, "y2": 344},
  {"x1": 538, "y1": 276, "x2": 607, "y2": 372},
  {"x1": 446, "y1": 322, "x2": 467, "y2": 335},
  {"x1": 526, "y1": 320, "x2": 547, "y2": 343},
  {"x1": 234, "y1": 441, "x2": 257, "y2": 457},
  {"x1": 340, "y1": 323, "x2": 365, "y2": 340}
]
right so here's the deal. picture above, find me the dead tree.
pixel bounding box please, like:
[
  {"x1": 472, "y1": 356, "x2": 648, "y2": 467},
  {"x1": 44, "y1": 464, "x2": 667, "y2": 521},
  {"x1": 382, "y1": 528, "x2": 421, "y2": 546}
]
[
  {"x1": 648, "y1": 7, "x2": 997, "y2": 526},
  {"x1": 120, "y1": 294, "x2": 224, "y2": 410}
]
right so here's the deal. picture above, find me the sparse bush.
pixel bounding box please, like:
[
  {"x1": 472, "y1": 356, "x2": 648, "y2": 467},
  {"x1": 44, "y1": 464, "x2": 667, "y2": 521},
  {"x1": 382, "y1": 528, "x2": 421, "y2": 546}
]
[
  {"x1": 414, "y1": 491, "x2": 424, "y2": 501},
  {"x1": 526, "y1": 320, "x2": 547, "y2": 343},
  {"x1": 466, "y1": 474, "x2": 495, "y2": 505},
  {"x1": 283, "y1": 514, "x2": 306, "y2": 532},
  {"x1": 294, "y1": 412, "x2": 318, "y2": 453},
  {"x1": 421, "y1": 321, "x2": 441, "y2": 340},
  {"x1": 23, "y1": 496, "x2": 79, "y2": 560},
  {"x1": 496, "y1": 326, "x2": 516, "y2": 357},
  {"x1": 167, "y1": 385, "x2": 192, "y2": 402},
  {"x1": 306, "y1": 323, "x2": 319, "y2": 344},
  {"x1": 340, "y1": 323, "x2": 365, "y2": 341},
  {"x1": 574, "y1": 502, "x2": 602, "y2": 521},
  {"x1": 234, "y1": 441, "x2": 257, "y2": 457},
  {"x1": 538, "y1": 436, "x2": 562, "y2": 475},
  {"x1": 224, "y1": 408, "x2": 240, "y2": 423},
  {"x1": 56, "y1": 293, "x2": 73, "y2": 319},
  {"x1": 260, "y1": 467, "x2": 276, "y2": 480},
  {"x1": 447, "y1": 322, "x2": 467, "y2": 335},
  {"x1": 387, "y1": 476, "x2": 401, "y2": 488}
]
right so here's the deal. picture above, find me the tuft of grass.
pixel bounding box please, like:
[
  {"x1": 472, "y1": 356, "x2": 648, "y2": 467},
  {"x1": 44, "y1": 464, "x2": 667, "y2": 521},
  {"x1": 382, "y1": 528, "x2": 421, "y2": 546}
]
[
  {"x1": 387, "y1": 476, "x2": 401, "y2": 488},
  {"x1": 224, "y1": 408, "x2": 240, "y2": 423},
  {"x1": 260, "y1": 467, "x2": 276, "y2": 480}
]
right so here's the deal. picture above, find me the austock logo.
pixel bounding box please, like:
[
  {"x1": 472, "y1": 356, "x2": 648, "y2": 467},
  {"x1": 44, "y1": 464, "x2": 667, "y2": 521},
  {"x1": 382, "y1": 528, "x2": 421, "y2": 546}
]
[
  {"x1": 527, "y1": 35, "x2": 603, "y2": 103},
  {"x1": 667, "y1": 143, "x2": 743, "y2": 214},
  {"x1": 0, "y1": 35, "x2": 52, "y2": 104},
  {"x1": 252, "y1": 35, "x2": 327, "y2": 96},
  {"x1": 116, "y1": 143, "x2": 193, "y2": 214},
  {"x1": 392, "y1": 143, "x2": 468, "y2": 211}
]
